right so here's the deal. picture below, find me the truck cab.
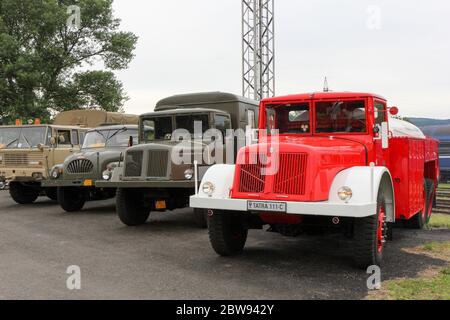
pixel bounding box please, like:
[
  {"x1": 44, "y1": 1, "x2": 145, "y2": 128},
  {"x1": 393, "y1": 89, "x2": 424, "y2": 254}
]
[
  {"x1": 96, "y1": 92, "x2": 259, "y2": 227},
  {"x1": 190, "y1": 92, "x2": 439, "y2": 268}
]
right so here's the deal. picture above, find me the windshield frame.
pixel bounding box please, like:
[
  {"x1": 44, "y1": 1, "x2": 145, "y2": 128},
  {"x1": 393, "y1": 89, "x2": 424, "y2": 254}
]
[
  {"x1": 140, "y1": 113, "x2": 212, "y2": 143},
  {"x1": 262, "y1": 98, "x2": 370, "y2": 137},
  {"x1": 0, "y1": 126, "x2": 49, "y2": 149},
  {"x1": 81, "y1": 128, "x2": 138, "y2": 150}
]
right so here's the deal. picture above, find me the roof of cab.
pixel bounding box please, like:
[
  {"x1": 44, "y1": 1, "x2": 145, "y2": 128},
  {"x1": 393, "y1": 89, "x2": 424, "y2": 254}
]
[
  {"x1": 141, "y1": 108, "x2": 229, "y2": 118},
  {"x1": 155, "y1": 92, "x2": 259, "y2": 110},
  {"x1": 87, "y1": 124, "x2": 138, "y2": 132},
  {"x1": 262, "y1": 92, "x2": 387, "y2": 103}
]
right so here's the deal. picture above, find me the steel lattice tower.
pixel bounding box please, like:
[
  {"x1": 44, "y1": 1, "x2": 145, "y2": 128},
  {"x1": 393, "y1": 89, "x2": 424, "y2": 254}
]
[{"x1": 242, "y1": 0, "x2": 275, "y2": 100}]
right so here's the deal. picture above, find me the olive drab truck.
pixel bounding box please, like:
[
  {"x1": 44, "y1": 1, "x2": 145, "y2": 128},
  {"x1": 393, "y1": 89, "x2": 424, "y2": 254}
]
[
  {"x1": 190, "y1": 92, "x2": 440, "y2": 268},
  {"x1": 96, "y1": 92, "x2": 259, "y2": 227},
  {"x1": 0, "y1": 110, "x2": 138, "y2": 205}
]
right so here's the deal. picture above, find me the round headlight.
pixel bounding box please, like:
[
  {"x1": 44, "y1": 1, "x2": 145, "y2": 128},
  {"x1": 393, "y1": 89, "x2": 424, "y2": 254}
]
[
  {"x1": 102, "y1": 170, "x2": 112, "y2": 181},
  {"x1": 338, "y1": 186, "x2": 353, "y2": 202},
  {"x1": 202, "y1": 182, "x2": 215, "y2": 196},
  {"x1": 184, "y1": 168, "x2": 194, "y2": 180},
  {"x1": 51, "y1": 169, "x2": 60, "y2": 179}
]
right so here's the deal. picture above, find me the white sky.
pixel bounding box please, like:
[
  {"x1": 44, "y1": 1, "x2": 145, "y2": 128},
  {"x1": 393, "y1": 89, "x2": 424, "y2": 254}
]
[{"x1": 111, "y1": 0, "x2": 450, "y2": 119}]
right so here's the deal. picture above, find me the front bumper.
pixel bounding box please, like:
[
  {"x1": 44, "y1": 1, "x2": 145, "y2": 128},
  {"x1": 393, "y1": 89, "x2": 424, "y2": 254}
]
[
  {"x1": 95, "y1": 180, "x2": 195, "y2": 189},
  {"x1": 42, "y1": 179, "x2": 97, "y2": 188},
  {"x1": 190, "y1": 196, "x2": 377, "y2": 218}
]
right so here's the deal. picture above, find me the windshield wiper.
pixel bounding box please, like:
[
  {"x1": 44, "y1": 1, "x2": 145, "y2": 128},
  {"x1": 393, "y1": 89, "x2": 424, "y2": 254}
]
[
  {"x1": 6, "y1": 139, "x2": 18, "y2": 148},
  {"x1": 107, "y1": 128, "x2": 127, "y2": 142}
]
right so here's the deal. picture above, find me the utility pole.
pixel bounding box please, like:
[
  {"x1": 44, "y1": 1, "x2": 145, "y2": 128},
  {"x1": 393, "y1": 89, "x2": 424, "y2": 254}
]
[{"x1": 242, "y1": 0, "x2": 275, "y2": 100}]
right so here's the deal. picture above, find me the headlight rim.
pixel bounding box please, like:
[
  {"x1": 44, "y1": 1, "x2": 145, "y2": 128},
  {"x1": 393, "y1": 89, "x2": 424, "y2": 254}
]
[
  {"x1": 184, "y1": 168, "x2": 194, "y2": 180},
  {"x1": 202, "y1": 181, "x2": 215, "y2": 196},
  {"x1": 337, "y1": 186, "x2": 353, "y2": 202}
]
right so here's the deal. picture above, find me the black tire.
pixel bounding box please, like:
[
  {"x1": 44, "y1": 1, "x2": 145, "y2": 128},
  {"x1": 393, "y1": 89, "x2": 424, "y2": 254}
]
[
  {"x1": 208, "y1": 210, "x2": 248, "y2": 256},
  {"x1": 9, "y1": 182, "x2": 39, "y2": 204},
  {"x1": 407, "y1": 180, "x2": 428, "y2": 229},
  {"x1": 116, "y1": 188, "x2": 151, "y2": 226},
  {"x1": 57, "y1": 187, "x2": 86, "y2": 212},
  {"x1": 353, "y1": 188, "x2": 388, "y2": 269},
  {"x1": 194, "y1": 208, "x2": 208, "y2": 229},
  {"x1": 44, "y1": 188, "x2": 58, "y2": 201},
  {"x1": 425, "y1": 179, "x2": 435, "y2": 224}
]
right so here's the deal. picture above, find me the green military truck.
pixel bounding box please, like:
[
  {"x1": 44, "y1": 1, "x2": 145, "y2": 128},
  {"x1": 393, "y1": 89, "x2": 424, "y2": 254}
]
[
  {"x1": 96, "y1": 92, "x2": 259, "y2": 227},
  {"x1": 0, "y1": 110, "x2": 138, "y2": 204},
  {"x1": 42, "y1": 124, "x2": 139, "y2": 212}
]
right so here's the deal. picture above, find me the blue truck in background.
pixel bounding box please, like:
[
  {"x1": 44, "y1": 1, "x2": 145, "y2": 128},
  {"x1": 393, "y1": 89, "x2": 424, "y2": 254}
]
[{"x1": 422, "y1": 126, "x2": 450, "y2": 183}]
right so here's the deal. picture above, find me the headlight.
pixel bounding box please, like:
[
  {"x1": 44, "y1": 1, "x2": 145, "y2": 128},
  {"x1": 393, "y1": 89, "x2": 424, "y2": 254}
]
[
  {"x1": 338, "y1": 186, "x2": 353, "y2": 202},
  {"x1": 51, "y1": 168, "x2": 61, "y2": 179},
  {"x1": 184, "y1": 168, "x2": 194, "y2": 180},
  {"x1": 202, "y1": 182, "x2": 215, "y2": 196},
  {"x1": 102, "y1": 170, "x2": 112, "y2": 181}
]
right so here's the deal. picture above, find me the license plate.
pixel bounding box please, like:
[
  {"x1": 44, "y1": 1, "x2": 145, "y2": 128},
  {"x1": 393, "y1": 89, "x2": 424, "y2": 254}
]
[
  {"x1": 247, "y1": 201, "x2": 287, "y2": 213},
  {"x1": 155, "y1": 200, "x2": 166, "y2": 210},
  {"x1": 83, "y1": 179, "x2": 93, "y2": 187}
]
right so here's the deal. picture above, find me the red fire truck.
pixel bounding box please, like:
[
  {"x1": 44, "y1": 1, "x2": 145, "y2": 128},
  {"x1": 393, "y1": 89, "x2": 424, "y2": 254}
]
[{"x1": 190, "y1": 92, "x2": 440, "y2": 268}]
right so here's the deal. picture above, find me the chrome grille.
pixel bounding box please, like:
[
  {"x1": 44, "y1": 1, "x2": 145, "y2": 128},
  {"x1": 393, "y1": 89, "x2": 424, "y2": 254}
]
[
  {"x1": 124, "y1": 151, "x2": 143, "y2": 177},
  {"x1": 147, "y1": 150, "x2": 169, "y2": 178},
  {"x1": 67, "y1": 159, "x2": 94, "y2": 174}
]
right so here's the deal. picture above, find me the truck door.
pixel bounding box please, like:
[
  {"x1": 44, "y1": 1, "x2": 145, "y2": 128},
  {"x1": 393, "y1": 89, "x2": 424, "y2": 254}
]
[
  {"x1": 52, "y1": 129, "x2": 76, "y2": 166},
  {"x1": 373, "y1": 100, "x2": 390, "y2": 167}
]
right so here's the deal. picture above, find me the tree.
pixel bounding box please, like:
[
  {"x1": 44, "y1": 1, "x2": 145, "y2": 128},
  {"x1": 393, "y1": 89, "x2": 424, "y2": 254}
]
[{"x1": 0, "y1": 0, "x2": 138, "y2": 124}]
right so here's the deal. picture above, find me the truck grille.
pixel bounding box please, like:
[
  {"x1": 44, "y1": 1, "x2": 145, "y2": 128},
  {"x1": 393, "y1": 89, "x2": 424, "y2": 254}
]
[
  {"x1": 124, "y1": 151, "x2": 143, "y2": 177},
  {"x1": 147, "y1": 150, "x2": 169, "y2": 178},
  {"x1": 238, "y1": 153, "x2": 267, "y2": 193},
  {"x1": 273, "y1": 153, "x2": 308, "y2": 195},
  {"x1": 0, "y1": 153, "x2": 44, "y2": 168},
  {"x1": 237, "y1": 152, "x2": 308, "y2": 196},
  {"x1": 67, "y1": 159, "x2": 94, "y2": 174}
]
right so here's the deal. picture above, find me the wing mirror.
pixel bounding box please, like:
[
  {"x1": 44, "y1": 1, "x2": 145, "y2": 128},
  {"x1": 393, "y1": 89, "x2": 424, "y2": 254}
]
[{"x1": 49, "y1": 137, "x2": 57, "y2": 146}]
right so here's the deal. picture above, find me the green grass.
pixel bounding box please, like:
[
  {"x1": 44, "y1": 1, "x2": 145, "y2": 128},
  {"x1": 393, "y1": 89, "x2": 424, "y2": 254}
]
[
  {"x1": 423, "y1": 241, "x2": 450, "y2": 253},
  {"x1": 384, "y1": 268, "x2": 450, "y2": 300},
  {"x1": 439, "y1": 184, "x2": 450, "y2": 189},
  {"x1": 429, "y1": 214, "x2": 450, "y2": 229}
]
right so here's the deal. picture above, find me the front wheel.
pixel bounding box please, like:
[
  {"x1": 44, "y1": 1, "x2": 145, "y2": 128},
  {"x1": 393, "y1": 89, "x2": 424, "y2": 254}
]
[
  {"x1": 116, "y1": 188, "x2": 151, "y2": 226},
  {"x1": 58, "y1": 187, "x2": 86, "y2": 212},
  {"x1": 9, "y1": 182, "x2": 39, "y2": 204},
  {"x1": 353, "y1": 188, "x2": 388, "y2": 269},
  {"x1": 208, "y1": 210, "x2": 248, "y2": 256}
]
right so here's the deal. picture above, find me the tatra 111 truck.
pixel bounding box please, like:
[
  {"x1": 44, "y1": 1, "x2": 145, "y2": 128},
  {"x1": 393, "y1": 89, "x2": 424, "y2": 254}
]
[{"x1": 190, "y1": 92, "x2": 439, "y2": 268}]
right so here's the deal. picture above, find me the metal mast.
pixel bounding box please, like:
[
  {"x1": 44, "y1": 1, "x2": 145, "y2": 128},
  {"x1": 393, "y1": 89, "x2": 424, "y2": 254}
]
[{"x1": 242, "y1": 0, "x2": 275, "y2": 100}]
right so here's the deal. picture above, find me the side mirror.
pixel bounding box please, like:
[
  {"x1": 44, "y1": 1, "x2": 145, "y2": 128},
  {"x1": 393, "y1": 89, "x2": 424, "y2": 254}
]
[
  {"x1": 49, "y1": 137, "x2": 57, "y2": 146},
  {"x1": 389, "y1": 107, "x2": 399, "y2": 116}
]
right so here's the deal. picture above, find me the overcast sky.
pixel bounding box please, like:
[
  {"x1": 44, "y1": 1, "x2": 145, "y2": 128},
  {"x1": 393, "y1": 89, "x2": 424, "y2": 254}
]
[{"x1": 111, "y1": 0, "x2": 450, "y2": 119}]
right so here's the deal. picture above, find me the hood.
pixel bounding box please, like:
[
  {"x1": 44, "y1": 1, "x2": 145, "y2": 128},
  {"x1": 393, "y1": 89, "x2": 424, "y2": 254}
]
[
  {"x1": 64, "y1": 148, "x2": 124, "y2": 172},
  {"x1": 233, "y1": 136, "x2": 367, "y2": 202}
]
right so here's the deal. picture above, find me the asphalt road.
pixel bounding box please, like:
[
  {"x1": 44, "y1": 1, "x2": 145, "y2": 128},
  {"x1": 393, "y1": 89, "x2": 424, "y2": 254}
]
[{"x1": 0, "y1": 190, "x2": 449, "y2": 300}]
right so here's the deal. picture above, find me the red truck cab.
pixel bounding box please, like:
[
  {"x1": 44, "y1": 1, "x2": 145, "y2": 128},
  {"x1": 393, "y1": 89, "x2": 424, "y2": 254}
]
[{"x1": 190, "y1": 92, "x2": 439, "y2": 268}]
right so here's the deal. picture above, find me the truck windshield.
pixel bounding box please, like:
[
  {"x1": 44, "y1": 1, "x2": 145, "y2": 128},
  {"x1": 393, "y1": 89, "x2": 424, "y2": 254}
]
[
  {"x1": 142, "y1": 114, "x2": 210, "y2": 142},
  {"x1": 0, "y1": 127, "x2": 47, "y2": 149},
  {"x1": 315, "y1": 100, "x2": 367, "y2": 133},
  {"x1": 82, "y1": 128, "x2": 138, "y2": 149},
  {"x1": 266, "y1": 104, "x2": 311, "y2": 134}
]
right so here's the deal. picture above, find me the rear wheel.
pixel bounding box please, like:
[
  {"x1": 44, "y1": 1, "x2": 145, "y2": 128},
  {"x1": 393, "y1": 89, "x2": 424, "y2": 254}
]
[
  {"x1": 9, "y1": 182, "x2": 39, "y2": 204},
  {"x1": 353, "y1": 188, "x2": 388, "y2": 269},
  {"x1": 208, "y1": 210, "x2": 248, "y2": 256},
  {"x1": 116, "y1": 188, "x2": 151, "y2": 226},
  {"x1": 58, "y1": 187, "x2": 86, "y2": 212},
  {"x1": 45, "y1": 188, "x2": 58, "y2": 201},
  {"x1": 425, "y1": 179, "x2": 435, "y2": 224}
]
